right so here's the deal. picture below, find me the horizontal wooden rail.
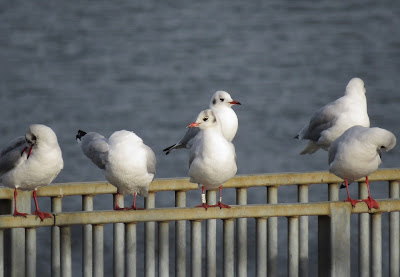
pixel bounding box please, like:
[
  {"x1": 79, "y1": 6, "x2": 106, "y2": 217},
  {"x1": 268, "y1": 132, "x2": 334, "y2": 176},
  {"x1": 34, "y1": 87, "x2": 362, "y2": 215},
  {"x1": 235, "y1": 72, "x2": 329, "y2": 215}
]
[
  {"x1": 1, "y1": 199, "x2": 400, "y2": 229},
  {"x1": 0, "y1": 168, "x2": 399, "y2": 199}
]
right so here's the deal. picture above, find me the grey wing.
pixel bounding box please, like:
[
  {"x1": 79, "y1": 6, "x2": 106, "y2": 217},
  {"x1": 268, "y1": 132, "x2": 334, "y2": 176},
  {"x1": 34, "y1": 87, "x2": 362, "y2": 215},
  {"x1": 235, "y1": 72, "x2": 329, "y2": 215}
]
[
  {"x1": 177, "y1": 127, "x2": 200, "y2": 148},
  {"x1": 0, "y1": 136, "x2": 26, "y2": 177},
  {"x1": 164, "y1": 127, "x2": 201, "y2": 154},
  {"x1": 81, "y1": 133, "x2": 109, "y2": 169},
  {"x1": 303, "y1": 103, "x2": 338, "y2": 141},
  {"x1": 188, "y1": 147, "x2": 197, "y2": 169},
  {"x1": 145, "y1": 145, "x2": 156, "y2": 176}
]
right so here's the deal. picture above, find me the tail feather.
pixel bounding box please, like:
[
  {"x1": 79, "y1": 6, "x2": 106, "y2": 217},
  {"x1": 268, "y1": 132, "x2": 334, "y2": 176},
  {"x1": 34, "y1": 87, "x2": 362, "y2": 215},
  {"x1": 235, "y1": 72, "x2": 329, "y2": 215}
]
[{"x1": 300, "y1": 141, "x2": 320, "y2": 155}]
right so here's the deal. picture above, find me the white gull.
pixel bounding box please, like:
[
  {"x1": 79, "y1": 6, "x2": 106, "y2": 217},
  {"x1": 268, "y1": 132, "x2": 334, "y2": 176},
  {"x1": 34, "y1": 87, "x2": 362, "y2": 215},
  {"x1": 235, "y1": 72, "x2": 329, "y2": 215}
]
[
  {"x1": 328, "y1": 125, "x2": 396, "y2": 209},
  {"x1": 76, "y1": 129, "x2": 156, "y2": 210},
  {"x1": 296, "y1": 78, "x2": 370, "y2": 154},
  {"x1": 0, "y1": 124, "x2": 63, "y2": 221},
  {"x1": 187, "y1": 109, "x2": 237, "y2": 209}
]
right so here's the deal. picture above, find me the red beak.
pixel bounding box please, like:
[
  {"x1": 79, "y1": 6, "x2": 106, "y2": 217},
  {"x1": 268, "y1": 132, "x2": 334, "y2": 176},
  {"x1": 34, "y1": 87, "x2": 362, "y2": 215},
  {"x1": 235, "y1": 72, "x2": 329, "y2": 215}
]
[
  {"x1": 187, "y1": 122, "x2": 201, "y2": 128},
  {"x1": 229, "y1": 100, "x2": 241, "y2": 105},
  {"x1": 27, "y1": 145, "x2": 33, "y2": 159}
]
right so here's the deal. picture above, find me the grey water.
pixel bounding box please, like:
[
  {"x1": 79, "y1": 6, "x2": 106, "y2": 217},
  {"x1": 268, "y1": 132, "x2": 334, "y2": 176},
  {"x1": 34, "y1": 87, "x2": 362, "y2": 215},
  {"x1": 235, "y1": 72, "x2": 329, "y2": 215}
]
[{"x1": 1, "y1": 1, "x2": 400, "y2": 276}]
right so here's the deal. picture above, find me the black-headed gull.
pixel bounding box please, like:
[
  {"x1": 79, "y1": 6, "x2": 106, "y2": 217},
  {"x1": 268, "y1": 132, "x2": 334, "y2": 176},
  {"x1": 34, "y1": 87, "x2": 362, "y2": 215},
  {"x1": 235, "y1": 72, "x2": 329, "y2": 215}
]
[
  {"x1": 328, "y1": 125, "x2": 396, "y2": 209},
  {"x1": 0, "y1": 124, "x2": 63, "y2": 221},
  {"x1": 296, "y1": 78, "x2": 370, "y2": 154},
  {"x1": 76, "y1": 130, "x2": 156, "y2": 210},
  {"x1": 163, "y1": 90, "x2": 241, "y2": 154},
  {"x1": 187, "y1": 109, "x2": 237, "y2": 210}
]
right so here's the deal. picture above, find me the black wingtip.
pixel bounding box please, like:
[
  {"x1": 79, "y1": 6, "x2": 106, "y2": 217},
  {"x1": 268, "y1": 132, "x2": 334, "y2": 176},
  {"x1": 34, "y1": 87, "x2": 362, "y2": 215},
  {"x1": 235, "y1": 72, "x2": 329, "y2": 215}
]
[
  {"x1": 293, "y1": 135, "x2": 299, "y2": 139},
  {"x1": 163, "y1": 145, "x2": 174, "y2": 152},
  {"x1": 76, "y1": 130, "x2": 87, "y2": 140}
]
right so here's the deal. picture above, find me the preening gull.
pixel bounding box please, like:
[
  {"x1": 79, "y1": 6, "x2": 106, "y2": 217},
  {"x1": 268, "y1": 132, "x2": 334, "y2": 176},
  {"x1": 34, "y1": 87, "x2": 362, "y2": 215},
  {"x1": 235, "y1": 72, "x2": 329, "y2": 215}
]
[
  {"x1": 76, "y1": 130, "x2": 156, "y2": 210},
  {"x1": 163, "y1": 90, "x2": 241, "y2": 154},
  {"x1": 0, "y1": 124, "x2": 63, "y2": 221},
  {"x1": 328, "y1": 125, "x2": 396, "y2": 209},
  {"x1": 296, "y1": 78, "x2": 370, "y2": 154},
  {"x1": 187, "y1": 109, "x2": 237, "y2": 210}
]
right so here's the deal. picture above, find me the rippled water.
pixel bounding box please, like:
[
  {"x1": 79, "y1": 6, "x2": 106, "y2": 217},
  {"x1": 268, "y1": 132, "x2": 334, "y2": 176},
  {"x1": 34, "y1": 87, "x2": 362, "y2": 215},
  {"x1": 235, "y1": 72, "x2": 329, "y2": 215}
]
[{"x1": 1, "y1": 1, "x2": 400, "y2": 275}]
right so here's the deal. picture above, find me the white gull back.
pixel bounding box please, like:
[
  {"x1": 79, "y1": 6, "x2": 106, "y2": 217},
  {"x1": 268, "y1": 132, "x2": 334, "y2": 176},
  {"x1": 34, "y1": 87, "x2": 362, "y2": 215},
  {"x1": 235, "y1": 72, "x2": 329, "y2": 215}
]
[{"x1": 78, "y1": 130, "x2": 156, "y2": 197}]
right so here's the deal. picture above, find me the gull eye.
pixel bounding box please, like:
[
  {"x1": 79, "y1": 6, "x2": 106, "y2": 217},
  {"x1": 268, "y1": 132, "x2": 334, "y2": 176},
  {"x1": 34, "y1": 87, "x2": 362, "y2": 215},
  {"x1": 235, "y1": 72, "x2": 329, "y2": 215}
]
[
  {"x1": 31, "y1": 135, "x2": 37, "y2": 141},
  {"x1": 203, "y1": 116, "x2": 209, "y2": 122},
  {"x1": 220, "y1": 98, "x2": 224, "y2": 102}
]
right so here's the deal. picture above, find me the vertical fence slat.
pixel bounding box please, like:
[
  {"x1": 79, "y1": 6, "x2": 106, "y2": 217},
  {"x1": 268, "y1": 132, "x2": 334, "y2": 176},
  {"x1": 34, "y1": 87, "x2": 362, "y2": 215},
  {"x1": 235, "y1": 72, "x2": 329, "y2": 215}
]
[
  {"x1": 159, "y1": 222, "x2": 169, "y2": 277},
  {"x1": 256, "y1": 218, "x2": 267, "y2": 277},
  {"x1": 52, "y1": 197, "x2": 62, "y2": 277},
  {"x1": 331, "y1": 204, "x2": 351, "y2": 277},
  {"x1": 223, "y1": 219, "x2": 235, "y2": 277},
  {"x1": 175, "y1": 191, "x2": 186, "y2": 277},
  {"x1": 82, "y1": 195, "x2": 93, "y2": 277},
  {"x1": 0, "y1": 229, "x2": 3, "y2": 277},
  {"x1": 145, "y1": 193, "x2": 155, "y2": 277},
  {"x1": 191, "y1": 220, "x2": 202, "y2": 277},
  {"x1": 60, "y1": 226, "x2": 71, "y2": 277},
  {"x1": 298, "y1": 185, "x2": 308, "y2": 277},
  {"x1": 359, "y1": 182, "x2": 370, "y2": 277},
  {"x1": 113, "y1": 194, "x2": 125, "y2": 277},
  {"x1": 372, "y1": 213, "x2": 382, "y2": 277},
  {"x1": 26, "y1": 228, "x2": 36, "y2": 277},
  {"x1": 288, "y1": 217, "x2": 299, "y2": 277},
  {"x1": 10, "y1": 190, "x2": 30, "y2": 277},
  {"x1": 206, "y1": 190, "x2": 217, "y2": 277},
  {"x1": 328, "y1": 183, "x2": 340, "y2": 201},
  {"x1": 93, "y1": 225, "x2": 104, "y2": 277},
  {"x1": 390, "y1": 181, "x2": 399, "y2": 277},
  {"x1": 236, "y1": 188, "x2": 247, "y2": 277},
  {"x1": 126, "y1": 223, "x2": 137, "y2": 277},
  {"x1": 267, "y1": 186, "x2": 278, "y2": 277}
]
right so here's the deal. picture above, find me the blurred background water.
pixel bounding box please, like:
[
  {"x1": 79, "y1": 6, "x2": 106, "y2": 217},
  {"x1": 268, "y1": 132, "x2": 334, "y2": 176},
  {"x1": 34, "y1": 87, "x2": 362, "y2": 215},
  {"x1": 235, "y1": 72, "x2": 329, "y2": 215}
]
[{"x1": 1, "y1": 0, "x2": 400, "y2": 276}]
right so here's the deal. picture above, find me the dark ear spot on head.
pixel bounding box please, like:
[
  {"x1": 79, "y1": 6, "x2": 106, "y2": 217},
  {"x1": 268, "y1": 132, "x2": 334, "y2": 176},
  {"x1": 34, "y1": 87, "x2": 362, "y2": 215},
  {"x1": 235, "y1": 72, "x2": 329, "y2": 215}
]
[
  {"x1": 213, "y1": 117, "x2": 216, "y2": 123},
  {"x1": 212, "y1": 99, "x2": 216, "y2": 105}
]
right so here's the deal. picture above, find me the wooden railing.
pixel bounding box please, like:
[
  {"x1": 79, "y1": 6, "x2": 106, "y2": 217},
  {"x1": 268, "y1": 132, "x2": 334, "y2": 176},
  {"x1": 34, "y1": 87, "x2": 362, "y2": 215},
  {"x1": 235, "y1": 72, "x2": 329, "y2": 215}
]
[{"x1": 0, "y1": 168, "x2": 399, "y2": 277}]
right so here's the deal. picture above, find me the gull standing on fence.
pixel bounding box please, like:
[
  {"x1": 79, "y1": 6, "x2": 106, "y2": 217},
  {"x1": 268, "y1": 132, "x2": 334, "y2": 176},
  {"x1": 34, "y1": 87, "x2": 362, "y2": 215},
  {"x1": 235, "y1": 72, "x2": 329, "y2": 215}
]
[
  {"x1": 76, "y1": 129, "x2": 156, "y2": 210},
  {"x1": 295, "y1": 78, "x2": 370, "y2": 154},
  {"x1": 187, "y1": 109, "x2": 237, "y2": 210},
  {"x1": 163, "y1": 90, "x2": 241, "y2": 154},
  {"x1": 328, "y1": 125, "x2": 396, "y2": 209},
  {"x1": 0, "y1": 124, "x2": 63, "y2": 221}
]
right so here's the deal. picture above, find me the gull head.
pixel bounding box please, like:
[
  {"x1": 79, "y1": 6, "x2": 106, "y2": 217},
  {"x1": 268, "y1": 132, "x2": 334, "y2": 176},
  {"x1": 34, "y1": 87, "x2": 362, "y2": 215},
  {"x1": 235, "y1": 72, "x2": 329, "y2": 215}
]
[
  {"x1": 209, "y1": 91, "x2": 241, "y2": 108},
  {"x1": 187, "y1": 109, "x2": 218, "y2": 130},
  {"x1": 346, "y1": 77, "x2": 366, "y2": 95}
]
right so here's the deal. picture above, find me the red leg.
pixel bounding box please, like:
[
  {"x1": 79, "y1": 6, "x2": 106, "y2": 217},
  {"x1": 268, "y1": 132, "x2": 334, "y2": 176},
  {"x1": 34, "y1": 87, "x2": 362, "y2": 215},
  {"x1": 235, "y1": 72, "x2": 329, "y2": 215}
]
[
  {"x1": 343, "y1": 179, "x2": 360, "y2": 207},
  {"x1": 362, "y1": 176, "x2": 380, "y2": 210},
  {"x1": 13, "y1": 188, "x2": 27, "y2": 218},
  {"x1": 196, "y1": 186, "x2": 212, "y2": 210},
  {"x1": 114, "y1": 191, "x2": 125, "y2": 210},
  {"x1": 33, "y1": 190, "x2": 52, "y2": 221},
  {"x1": 210, "y1": 186, "x2": 231, "y2": 209},
  {"x1": 127, "y1": 193, "x2": 144, "y2": 210}
]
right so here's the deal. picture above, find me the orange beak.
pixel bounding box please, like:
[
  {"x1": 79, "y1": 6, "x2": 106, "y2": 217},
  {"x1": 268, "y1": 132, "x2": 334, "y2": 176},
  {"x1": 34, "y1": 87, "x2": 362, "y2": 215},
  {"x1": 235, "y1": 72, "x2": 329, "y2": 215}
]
[
  {"x1": 187, "y1": 122, "x2": 201, "y2": 128},
  {"x1": 229, "y1": 100, "x2": 241, "y2": 105}
]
